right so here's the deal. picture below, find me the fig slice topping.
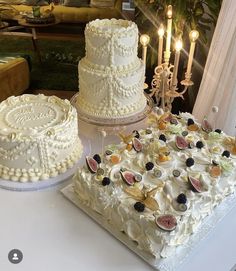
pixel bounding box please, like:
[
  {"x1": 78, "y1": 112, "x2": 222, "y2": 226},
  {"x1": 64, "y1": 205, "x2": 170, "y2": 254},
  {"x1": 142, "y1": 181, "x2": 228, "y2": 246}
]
[
  {"x1": 176, "y1": 136, "x2": 188, "y2": 150},
  {"x1": 86, "y1": 156, "x2": 98, "y2": 174},
  {"x1": 132, "y1": 137, "x2": 143, "y2": 152},
  {"x1": 188, "y1": 176, "x2": 206, "y2": 193},
  {"x1": 120, "y1": 170, "x2": 136, "y2": 186},
  {"x1": 155, "y1": 214, "x2": 177, "y2": 232},
  {"x1": 202, "y1": 119, "x2": 213, "y2": 133}
]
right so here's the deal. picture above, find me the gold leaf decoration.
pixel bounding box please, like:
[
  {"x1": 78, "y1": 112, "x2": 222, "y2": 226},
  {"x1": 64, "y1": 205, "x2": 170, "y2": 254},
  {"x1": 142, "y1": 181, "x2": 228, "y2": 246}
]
[
  {"x1": 143, "y1": 197, "x2": 159, "y2": 211},
  {"x1": 125, "y1": 185, "x2": 160, "y2": 211},
  {"x1": 125, "y1": 187, "x2": 145, "y2": 201}
]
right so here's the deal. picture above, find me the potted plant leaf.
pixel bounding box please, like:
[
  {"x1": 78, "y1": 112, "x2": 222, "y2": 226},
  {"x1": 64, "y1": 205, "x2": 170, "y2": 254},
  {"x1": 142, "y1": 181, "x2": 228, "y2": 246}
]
[{"x1": 27, "y1": 0, "x2": 55, "y2": 23}]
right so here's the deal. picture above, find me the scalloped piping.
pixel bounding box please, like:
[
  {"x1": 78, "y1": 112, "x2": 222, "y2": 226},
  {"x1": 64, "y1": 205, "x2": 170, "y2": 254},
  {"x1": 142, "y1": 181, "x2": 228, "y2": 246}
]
[{"x1": 86, "y1": 19, "x2": 137, "y2": 37}]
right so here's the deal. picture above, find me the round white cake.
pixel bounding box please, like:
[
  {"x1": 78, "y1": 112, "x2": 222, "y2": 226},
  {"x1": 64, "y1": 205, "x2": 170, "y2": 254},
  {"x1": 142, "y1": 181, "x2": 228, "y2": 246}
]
[
  {"x1": 0, "y1": 94, "x2": 83, "y2": 182},
  {"x1": 77, "y1": 19, "x2": 147, "y2": 119}
]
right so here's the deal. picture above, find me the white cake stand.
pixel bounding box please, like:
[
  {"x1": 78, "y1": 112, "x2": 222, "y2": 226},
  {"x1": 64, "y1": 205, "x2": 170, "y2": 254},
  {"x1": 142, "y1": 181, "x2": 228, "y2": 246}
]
[{"x1": 70, "y1": 93, "x2": 153, "y2": 127}]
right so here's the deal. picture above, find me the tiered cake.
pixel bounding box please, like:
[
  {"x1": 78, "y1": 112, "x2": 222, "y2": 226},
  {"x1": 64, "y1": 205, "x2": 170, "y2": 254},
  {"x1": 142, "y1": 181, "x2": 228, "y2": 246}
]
[
  {"x1": 77, "y1": 19, "x2": 147, "y2": 119},
  {"x1": 73, "y1": 111, "x2": 236, "y2": 258},
  {"x1": 0, "y1": 94, "x2": 82, "y2": 182}
]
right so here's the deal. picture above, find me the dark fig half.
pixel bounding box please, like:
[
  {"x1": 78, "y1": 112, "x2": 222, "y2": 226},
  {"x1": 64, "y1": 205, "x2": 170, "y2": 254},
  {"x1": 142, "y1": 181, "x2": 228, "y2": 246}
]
[
  {"x1": 202, "y1": 119, "x2": 213, "y2": 133},
  {"x1": 188, "y1": 176, "x2": 206, "y2": 193},
  {"x1": 155, "y1": 214, "x2": 177, "y2": 232},
  {"x1": 120, "y1": 170, "x2": 135, "y2": 186},
  {"x1": 176, "y1": 136, "x2": 188, "y2": 150},
  {"x1": 86, "y1": 156, "x2": 98, "y2": 174},
  {"x1": 132, "y1": 137, "x2": 143, "y2": 152}
]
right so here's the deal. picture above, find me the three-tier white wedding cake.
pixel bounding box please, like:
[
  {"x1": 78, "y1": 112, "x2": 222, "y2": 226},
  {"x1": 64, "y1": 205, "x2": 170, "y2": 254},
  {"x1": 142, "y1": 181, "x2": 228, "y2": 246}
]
[{"x1": 77, "y1": 19, "x2": 147, "y2": 119}]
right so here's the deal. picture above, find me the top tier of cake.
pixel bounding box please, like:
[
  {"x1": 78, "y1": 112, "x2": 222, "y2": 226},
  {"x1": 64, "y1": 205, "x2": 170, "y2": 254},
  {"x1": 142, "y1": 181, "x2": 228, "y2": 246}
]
[{"x1": 85, "y1": 19, "x2": 139, "y2": 68}]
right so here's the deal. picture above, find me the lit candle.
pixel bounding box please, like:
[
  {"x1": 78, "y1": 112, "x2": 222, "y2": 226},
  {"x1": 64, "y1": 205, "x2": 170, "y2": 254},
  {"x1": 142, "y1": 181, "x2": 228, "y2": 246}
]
[
  {"x1": 186, "y1": 30, "x2": 199, "y2": 75},
  {"x1": 140, "y1": 34, "x2": 150, "y2": 72},
  {"x1": 164, "y1": 5, "x2": 172, "y2": 64},
  {"x1": 157, "y1": 24, "x2": 164, "y2": 66},
  {"x1": 172, "y1": 38, "x2": 182, "y2": 89}
]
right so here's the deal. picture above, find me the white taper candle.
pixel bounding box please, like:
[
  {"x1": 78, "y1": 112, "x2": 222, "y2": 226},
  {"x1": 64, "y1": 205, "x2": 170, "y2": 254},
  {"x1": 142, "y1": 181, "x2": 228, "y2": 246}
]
[
  {"x1": 158, "y1": 24, "x2": 164, "y2": 66},
  {"x1": 140, "y1": 34, "x2": 150, "y2": 73},
  {"x1": 186, "y1": 30, "x2": 199, "y2": 74},
  {"x1": 164, "y1": 5, "x2": 172, "y2": 63},
  {"x1": 172, "y1": 39, "x2": 182, "y2": 88}
]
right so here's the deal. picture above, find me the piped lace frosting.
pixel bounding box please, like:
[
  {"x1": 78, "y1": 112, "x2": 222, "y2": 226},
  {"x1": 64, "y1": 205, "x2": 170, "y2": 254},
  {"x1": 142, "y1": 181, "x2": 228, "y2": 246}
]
[
  {"x1": 77, "y1": 19, "x2": 146, "y2": 119},
  {"x1": 0, "y1": 94, "x2": 83, "y2": 182}
]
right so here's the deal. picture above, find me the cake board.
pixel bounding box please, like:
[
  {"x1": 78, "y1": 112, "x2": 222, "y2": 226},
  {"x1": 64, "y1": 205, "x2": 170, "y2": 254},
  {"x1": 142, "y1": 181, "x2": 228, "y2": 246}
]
[
  {"x1": 0, "y1": 163, "x2": 79, "y2": 192},
  {"x1": 61, "y1": 183, "x2": 236, "y2": 271}
]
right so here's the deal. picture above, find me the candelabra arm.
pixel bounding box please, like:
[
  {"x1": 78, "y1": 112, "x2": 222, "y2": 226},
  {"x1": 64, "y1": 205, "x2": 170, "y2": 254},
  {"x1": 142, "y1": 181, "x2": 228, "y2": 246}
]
[{"x1": 181, "y1": 71, "x2": 194, "y2": 86}]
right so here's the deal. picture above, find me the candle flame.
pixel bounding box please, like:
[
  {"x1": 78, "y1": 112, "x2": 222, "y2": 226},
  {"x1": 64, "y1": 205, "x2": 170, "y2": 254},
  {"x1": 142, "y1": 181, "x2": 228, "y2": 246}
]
[
  {"x1": 167, "y1": 5, "x2": 172, "y2": 19},
  {"x1": 189, "y1": 30, "x2": 199, "y2": 42},
  {"x1": 175, "y1": 39, "x2": 183, "y2": 51},
  {"x1": 158, "y1": 24, "x2": 165, "y2": 37},
  {"x1": 140, "y1": 34, "x2": 150, "y2": 46}
]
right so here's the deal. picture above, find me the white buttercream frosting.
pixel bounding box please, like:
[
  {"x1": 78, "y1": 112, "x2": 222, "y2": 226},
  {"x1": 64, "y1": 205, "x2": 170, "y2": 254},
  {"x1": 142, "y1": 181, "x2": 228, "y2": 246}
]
[
  {"x1": 73, "y1": 111, "x2": 236, "y2": 258},
  {"x1": 0, "y1": 94, "x2": 83, "y2": 182},
  {"x1": 77, "y1": 19, "x2": 146, "y2": 119}
]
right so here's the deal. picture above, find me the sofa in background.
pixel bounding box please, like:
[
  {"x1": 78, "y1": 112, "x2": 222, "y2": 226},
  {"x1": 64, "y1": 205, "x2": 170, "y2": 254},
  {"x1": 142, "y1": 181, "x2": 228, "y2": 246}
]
[
  {"x1": 1, "y1": 0, "x2": 123, "y2": 23},
  {"x1": 0, "y1": 57, "x2": 30, "y2": 101}
]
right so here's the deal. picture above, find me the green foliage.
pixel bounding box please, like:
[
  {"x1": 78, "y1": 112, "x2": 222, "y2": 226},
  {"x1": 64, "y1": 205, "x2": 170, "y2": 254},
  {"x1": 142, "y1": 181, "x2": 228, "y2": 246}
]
[{"x1": 135, "y1": 0, "x2": 222, "y2": 43}]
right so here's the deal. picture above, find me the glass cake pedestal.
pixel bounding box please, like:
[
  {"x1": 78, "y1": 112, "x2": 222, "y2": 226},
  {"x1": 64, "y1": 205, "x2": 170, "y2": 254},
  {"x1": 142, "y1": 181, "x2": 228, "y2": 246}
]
[{"x1": 70, "y1": 93, "x2": 153, "y2": 127}]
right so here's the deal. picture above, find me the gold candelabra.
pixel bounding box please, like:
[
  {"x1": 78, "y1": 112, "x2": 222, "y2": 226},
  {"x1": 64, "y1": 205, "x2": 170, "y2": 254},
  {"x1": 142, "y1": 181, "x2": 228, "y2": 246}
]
[{"x1": 140, "y1": 5, "x2": 199, "y2": 112}]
